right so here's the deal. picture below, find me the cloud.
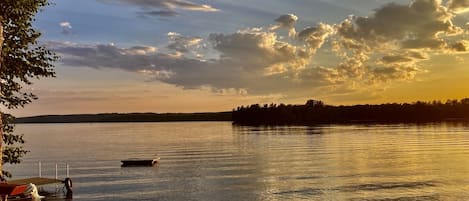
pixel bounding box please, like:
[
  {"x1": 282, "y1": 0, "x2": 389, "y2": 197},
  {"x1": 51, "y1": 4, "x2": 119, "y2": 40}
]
[
  {"x1": 123, "y1": 46, "x2": 158, "y2": 55},
  {"x1": 137, "y1": 10, "x2": 178, "y2": 17},
  {"x1": 380, "y1": 51, "x2": 428, "y2": 64},
  {"x1": 370, "y1": 65, "x2": 425, "y2": 83},
  {"x1": 330, "y1": 0, "x2": 469, "y2": 85},
  {"x1": 50, "y1": 5, "x2": 469, "y2": 97},
  {"x1": 449, "y1": 40, "x2": 469, "y2": 52},
  {"x1": 50, "y1": 42, "x2": 173, "y2": 72},
  {"x1": 447, "y1": 0, "x2": 469, "y2": 13},
  {"x1": 299, "y1": 66, "x2": 345, "y2": 85},
  {"x1": 101, "y1": 0, "x2": 218, "y2": 17},
  {"x1": 370, "y1": 51, "x2": 428, "y2": 83},
  {"x1": 49, "y1": 26, "x2": 322, "y2": 93},
  {"x1": 401, "y1": 38, "x2": 447, "y2": 49},
  {"x1": 297, "y1": 23, "x2": 335, "y2": 54},
  {"x1": 49, "y1": 42, "x2": 232, "y2": 89},
  {"x1": 381, "y1": 55, "x2": 414, "y2": 64},
  {"x1": 271, "y1": 14, "x2": 298, "y2": 38},
  {"x1": 167, "y1": 32, "x2": 202, "y2": 53},
  {"x1": 207, "y1": 27, "x2": 333, "y2": 78},
  {"x1": 336, "y1": 0, "x2": 461, "y2": 51},
  {"x1": 60, "y1": 21, "x2": 72, "y2": 35},
  {"x1": 115, "y1": 0, "x2": 218, "y2": 11},
  {"x1": 209, "y1": 28, "x2": 302, "y2": 70}
]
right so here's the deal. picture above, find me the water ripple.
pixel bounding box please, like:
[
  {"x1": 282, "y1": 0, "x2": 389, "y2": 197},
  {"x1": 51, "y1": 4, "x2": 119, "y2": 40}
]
[{"x1": 6, "y1": 122, "x2": 469, "y2": 201}]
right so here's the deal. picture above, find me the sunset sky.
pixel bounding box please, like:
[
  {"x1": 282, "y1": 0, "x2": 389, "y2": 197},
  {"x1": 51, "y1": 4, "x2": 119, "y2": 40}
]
[{"x1": 8, "y1": 0, "x2": 469, "y2": 117}]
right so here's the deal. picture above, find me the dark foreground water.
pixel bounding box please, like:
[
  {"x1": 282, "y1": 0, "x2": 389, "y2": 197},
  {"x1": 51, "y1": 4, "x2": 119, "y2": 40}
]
[{"x1": 6, "y1": 122, "x2": 469, "y2": 200}]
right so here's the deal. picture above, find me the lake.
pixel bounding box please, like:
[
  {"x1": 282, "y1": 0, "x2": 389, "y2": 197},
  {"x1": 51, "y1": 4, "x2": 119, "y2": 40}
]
[{"x1": 6, "y1": 122, "x2": 469, "y2": 200}]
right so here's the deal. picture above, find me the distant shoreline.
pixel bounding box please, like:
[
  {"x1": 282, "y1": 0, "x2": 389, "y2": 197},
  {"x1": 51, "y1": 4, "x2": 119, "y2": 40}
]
[
  {"x1": 15, "y1": 98, "x2": 469, "y2": 125},
  {"x1": 233, "y1": 99, "x2": 469, "y2": 126},
  {"x1": 15, "y1": 112, "x2": 232, "y2": 124}
]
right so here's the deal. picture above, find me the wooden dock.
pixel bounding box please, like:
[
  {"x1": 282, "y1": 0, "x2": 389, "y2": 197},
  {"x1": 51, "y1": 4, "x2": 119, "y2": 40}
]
[
  {"x1": 1, "y1": 162, "x2": 73, "y2": 200},
  {"x1": 8, "y1": 177, "x2": 63, "y2": 186}
]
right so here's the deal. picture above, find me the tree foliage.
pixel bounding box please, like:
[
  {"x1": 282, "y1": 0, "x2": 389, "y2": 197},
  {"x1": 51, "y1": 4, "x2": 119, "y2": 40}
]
[
  {"x1": 0, "y1": 0, "x2": 57, "y2": 177},
  {"x1": 1, "y1": 0, "x2": 57, "y2": 109},
  {"x1": 1, "y1": 113, "x2": 28, "y2": 178},
  {"x1": 233, "y1": 99, "x2": 469, "y2": 125}
]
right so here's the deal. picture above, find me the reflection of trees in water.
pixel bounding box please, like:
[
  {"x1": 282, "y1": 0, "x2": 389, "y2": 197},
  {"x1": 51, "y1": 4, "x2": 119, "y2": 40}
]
[{"x1": 232, "y1": 125, "x2": 323, "y2": 136}]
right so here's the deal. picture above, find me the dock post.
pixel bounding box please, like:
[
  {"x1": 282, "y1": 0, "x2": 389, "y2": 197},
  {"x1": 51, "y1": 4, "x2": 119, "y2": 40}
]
[
  {"x1": 55, "y1": 163, "x2": 59, "y2": 192},
  {"x1": 38, "y1": 161, "x2": 42, "y2": 178},
  {"x1": 66, "y1": 163, "x2": 69, "y2": 178}
]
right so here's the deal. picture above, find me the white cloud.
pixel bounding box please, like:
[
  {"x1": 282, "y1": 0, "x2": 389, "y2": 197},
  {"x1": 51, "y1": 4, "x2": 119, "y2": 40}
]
[{"x1": 59, "y1": 21, "x2": 72, "y2": 35}]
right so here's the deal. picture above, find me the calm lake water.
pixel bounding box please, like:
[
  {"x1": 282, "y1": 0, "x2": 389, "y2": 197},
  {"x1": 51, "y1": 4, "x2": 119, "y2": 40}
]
[{"x1": 6, "y1": 122, "x2": 469, "y2": 200}]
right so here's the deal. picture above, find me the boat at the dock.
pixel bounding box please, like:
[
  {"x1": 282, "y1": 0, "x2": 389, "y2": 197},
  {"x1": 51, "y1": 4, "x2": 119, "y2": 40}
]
[{"x1": 0, "y1": 162, "x2": 73, "y2": 201}]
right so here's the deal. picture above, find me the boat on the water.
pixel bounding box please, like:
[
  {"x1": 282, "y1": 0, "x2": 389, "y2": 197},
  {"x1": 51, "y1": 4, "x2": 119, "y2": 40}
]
[
  {"x1": 1, "y1": 177, "x2": 72, "y2": 201},
  {"x1": 121, "y1": 157, "x2": 160, "y2": 167}
]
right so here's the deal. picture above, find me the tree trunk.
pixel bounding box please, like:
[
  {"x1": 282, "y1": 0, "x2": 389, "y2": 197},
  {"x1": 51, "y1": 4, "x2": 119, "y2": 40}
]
[
  {"x1": 0, "y1": 17, "x2": 10, "y2": 201},
  {"x1": 0, "y1": 18, "x2": 4, "y2": 179}
]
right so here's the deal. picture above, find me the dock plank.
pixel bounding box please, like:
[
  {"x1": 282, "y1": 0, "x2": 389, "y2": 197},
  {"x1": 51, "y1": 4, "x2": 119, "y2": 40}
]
[{"x1": 8, "y1": 177, "x2": 63, "y2": 186}]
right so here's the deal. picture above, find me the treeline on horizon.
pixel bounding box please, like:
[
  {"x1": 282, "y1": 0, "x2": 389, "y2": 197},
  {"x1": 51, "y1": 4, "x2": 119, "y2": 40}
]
[
  {"x1": 232, "y1": 99, "x2": 469, "y2": 125},
  {"x1": 15, "y1": 112, "x2": 232, "y2": 124}
]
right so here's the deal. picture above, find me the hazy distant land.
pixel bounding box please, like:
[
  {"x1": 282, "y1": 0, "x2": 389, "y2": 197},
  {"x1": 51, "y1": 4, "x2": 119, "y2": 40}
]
[{"x1": 16, "y1": 112, "x2": 232, "y2": 124}]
